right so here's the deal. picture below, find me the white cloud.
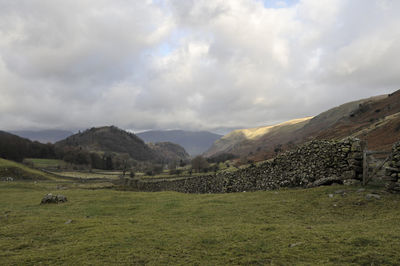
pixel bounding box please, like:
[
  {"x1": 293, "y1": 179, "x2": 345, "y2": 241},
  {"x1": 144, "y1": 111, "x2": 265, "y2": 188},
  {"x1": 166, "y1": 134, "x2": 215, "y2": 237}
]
[{"x1": 0, "y1": 0, "x2": 399, "y2": 132}]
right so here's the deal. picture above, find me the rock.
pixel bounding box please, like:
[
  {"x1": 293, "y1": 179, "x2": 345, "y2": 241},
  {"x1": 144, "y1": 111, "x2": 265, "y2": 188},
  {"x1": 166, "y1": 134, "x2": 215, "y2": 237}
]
[
  {"x1": 351, "y1": 143, "x2": 362, "y2": 152},
  {"x1": 350, "y1": 152, "x2": 363, "y2": 159},
  {"x1": 328, "y1": 194, "x2": 334, "y2": 198},
  {"x1": 334, "y1": 189, "x2": 345, "y2": 194},
  {"x1": 366, "y1": 194, "x2": 381, "y2": 200},
  {"x1": 342, "y1": 171, "x2": 356, "y2": 180},
  {"x1": 40, "y1": 193, "x2": 68, "y2": 204},
  {"x1": 288, "y1": 242, "x2": 303, "y2": 248},
  {"x1": 65, "y1": 219, "x2": 72, "y2": 224},
  {"x1": 342, "y1": 147, "x2": 350, "y2": 153},
  {"x1": 356, "y1": 188, "x2": 365, "y2": 193},
  {"x1": 306, "y1": 175, "x2": 342, "y2": 188},
  {"x1": 343, "y1": 179, "x2": 360, "y2": 186}
]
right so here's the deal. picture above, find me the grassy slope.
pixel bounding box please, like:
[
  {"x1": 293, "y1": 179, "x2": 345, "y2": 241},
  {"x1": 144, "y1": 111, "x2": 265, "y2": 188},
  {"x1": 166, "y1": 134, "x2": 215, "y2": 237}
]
[
  {"x1": 1, "y1": 182, "x2": 399, "y2": 265},
  {"x1": 0, "y1": 158, "x2": 58, "y2": 180},
  {"x1": 205, "y1": 117, "x2": 312, "y2": 157}
]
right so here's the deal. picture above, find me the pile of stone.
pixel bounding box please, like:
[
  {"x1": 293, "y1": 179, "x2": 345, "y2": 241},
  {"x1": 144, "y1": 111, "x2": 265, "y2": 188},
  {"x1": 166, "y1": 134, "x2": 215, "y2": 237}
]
[
  {"x1": 40, "y1": 193, "x2": 68, "y2": 204},
  {"x1": 386, "y1": 142, "x2": 400, "y2": 193}
]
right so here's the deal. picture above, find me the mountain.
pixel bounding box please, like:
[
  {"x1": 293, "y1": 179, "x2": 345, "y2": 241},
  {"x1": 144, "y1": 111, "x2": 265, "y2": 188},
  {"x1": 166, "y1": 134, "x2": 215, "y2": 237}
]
[
  {"x1": 205, "y1": 89, "x2": 400, "y2": 161},
  {"x1": 55, "y1": 126, "x2": 189, "y2": 162},
  {"x1": 148, "y1": 142, "x2": 190, "y2": 162},
  {"x1": 137, "y1": 130, "x2": 222, "y2": 156},
  {"x1": 11, "y1": 130, "x2": 73, "y2": 143}
]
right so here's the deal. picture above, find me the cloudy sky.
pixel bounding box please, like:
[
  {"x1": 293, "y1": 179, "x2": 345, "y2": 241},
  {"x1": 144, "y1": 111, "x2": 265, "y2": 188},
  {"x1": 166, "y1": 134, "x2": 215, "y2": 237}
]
[{"x1": 1, "y1": 0, "x2": 399, "y2": 133}]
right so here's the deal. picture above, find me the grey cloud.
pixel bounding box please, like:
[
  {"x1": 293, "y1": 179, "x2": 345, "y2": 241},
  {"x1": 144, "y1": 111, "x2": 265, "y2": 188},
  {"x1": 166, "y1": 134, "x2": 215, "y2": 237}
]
[{"x1": 0, "y1": 0, "x2": 399, "y2": 133}]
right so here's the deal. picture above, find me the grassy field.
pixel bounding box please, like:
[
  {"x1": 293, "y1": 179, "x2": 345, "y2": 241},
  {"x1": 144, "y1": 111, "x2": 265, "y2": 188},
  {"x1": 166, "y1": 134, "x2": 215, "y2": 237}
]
[
  {"x1": 1, "y1": 181, "x2": 399, "y2": 265},
  {"x1": 24, "y1": 158, "x2": 67, "y2": 169},
  {"x1": 52, "y1": 171, "x2": 121, "y2": 180}
]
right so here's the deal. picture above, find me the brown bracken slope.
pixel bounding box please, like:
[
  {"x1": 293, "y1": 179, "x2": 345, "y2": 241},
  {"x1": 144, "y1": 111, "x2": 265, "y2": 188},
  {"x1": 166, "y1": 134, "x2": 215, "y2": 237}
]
[{"x1": 205, "y1": 90, "x2": 400, "y2": 162}]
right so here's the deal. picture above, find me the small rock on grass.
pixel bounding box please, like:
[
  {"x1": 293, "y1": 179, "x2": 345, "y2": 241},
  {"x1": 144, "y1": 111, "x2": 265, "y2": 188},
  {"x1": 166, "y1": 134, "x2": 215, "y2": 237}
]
[
  {"x1": 334, "y1": 189, "x2": 345, "y2": 194},
  {"x1": 65, "y1": 219, "x2": 72, "y2": 224},
  {"x1": 366, "y1": 194, "x2": 381, "y2": 200},
  {"x1": 289, "y1": 242, "x2": 303, "y2": 248}
]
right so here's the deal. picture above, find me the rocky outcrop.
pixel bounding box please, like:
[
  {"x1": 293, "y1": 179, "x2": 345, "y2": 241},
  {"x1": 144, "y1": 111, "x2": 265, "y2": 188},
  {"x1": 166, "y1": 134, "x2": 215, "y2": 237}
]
[
  {"x1": 386, "y1": 142, "x2": 400, "y2": 193},
  {"x1": 124, "y1": 138, "x2": 365, "y2": 193}
]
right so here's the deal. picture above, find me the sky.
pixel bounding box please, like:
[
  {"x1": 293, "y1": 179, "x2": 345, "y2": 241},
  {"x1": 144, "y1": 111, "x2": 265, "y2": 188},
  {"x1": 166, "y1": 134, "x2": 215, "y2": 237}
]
[{"x1": 0, "y1": 0, "x2": 399, "y2": 134}]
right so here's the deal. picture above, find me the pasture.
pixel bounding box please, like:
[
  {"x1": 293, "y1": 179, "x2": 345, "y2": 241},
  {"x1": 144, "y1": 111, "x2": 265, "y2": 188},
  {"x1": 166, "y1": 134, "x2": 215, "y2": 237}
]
[{"x1": 1, "y1": 181, "x2": 399, "y2": 265}]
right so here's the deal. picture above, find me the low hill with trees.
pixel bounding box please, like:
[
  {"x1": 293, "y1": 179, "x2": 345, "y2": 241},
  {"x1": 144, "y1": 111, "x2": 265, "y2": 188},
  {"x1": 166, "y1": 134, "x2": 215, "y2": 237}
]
[{"x1": 55, "y1": 126, "x2": 157, "y2": 162}]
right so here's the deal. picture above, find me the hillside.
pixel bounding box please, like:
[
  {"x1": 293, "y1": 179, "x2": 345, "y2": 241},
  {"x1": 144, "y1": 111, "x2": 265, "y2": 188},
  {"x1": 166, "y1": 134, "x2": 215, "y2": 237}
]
[
  {"x1": 205, "y1": 90, "x2": 400, "y2": 161},
  {"x1": 204, "y1": 117, "x2": 312, "y2": 158},
  {"x1": 137, "y1": 130, "x2": 222, "y2": 156},
  {"x1": 309, "y1": 90, "x2": 400, "y2": 151},
  {"x1": 56, "y1": 126, "x2": 158, "y2": 161},
  {"x1": 0, "y1": 158, "x2": 56, "y2": 180},
  {"x1": 11, "y1": 129, "x2": 73, "y2": 143},
  {"x1": 0, "y1": 131, "x2": 56, "y2": 162},
  {"x1": 148, "y1": 142, "x2": 190, "y2": 162}
]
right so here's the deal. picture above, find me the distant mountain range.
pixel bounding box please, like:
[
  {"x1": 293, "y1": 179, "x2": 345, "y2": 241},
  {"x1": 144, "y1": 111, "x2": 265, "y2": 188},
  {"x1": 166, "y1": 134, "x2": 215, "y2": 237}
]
[
  {"x1": 137, "y1": 130, "x2": 222, "y2": 156},
  {"x1": 205, "y1": 89, "x2": 400, "y2": 161},
  {"x1": 11, "y1": 130, "x2": 73, "y2": 143}
]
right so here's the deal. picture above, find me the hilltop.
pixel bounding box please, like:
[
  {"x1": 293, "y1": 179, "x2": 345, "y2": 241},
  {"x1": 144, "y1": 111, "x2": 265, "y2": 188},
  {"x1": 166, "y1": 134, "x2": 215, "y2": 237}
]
[
  {"x1": 205, "y1": 89, "x2": 400, "y2": 161},
  {"x1": 137, "y1": 130, "x2": 222, "y2": 156}
]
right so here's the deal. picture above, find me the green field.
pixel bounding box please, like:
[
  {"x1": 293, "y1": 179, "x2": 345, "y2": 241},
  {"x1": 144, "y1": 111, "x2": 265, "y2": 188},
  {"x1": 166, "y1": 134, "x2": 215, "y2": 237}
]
[
  {"x1": 52, "y1": 171, "x2": 121, "y2": 180},
  {"x1": 24, "y1": 158, "x2": 67, "y2": 169},
  {"x1": 0, "y1": 158, "x2": 58, "y2": 181},
  {"x1": 1, "y1": 181, "x2": 399, "y2": 265}
]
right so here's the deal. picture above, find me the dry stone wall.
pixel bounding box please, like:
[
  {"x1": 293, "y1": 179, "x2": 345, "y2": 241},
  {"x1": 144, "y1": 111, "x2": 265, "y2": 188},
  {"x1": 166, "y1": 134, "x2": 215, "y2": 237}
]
[
  {"x1": 386, "y1": 141, "x2": 400, "y2": 193},
  {"x1": 124, "y1": 138, "x2": 364, "y2": 193}
]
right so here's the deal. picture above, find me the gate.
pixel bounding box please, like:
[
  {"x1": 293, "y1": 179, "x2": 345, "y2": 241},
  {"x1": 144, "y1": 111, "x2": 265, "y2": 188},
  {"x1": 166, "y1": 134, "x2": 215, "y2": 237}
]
[{"x1": 362, "y1": 148, "x2": 391, "y2": 186}]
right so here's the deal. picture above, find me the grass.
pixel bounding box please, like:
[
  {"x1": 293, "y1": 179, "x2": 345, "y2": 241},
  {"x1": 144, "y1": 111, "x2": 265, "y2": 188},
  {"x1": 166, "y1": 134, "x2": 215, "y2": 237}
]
[
  {"x1": 0, "y1": 158, "x2": 58, "y2": 181},
  {"x1": 52, "y1": 171, "x2": 120, "y2": 180},
  {"x1": 1, "y1": 181, "x2": 400, "y2": 265},
  {"x1": 24, "y1": 158, "x2": 67, "y2": 169}
]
